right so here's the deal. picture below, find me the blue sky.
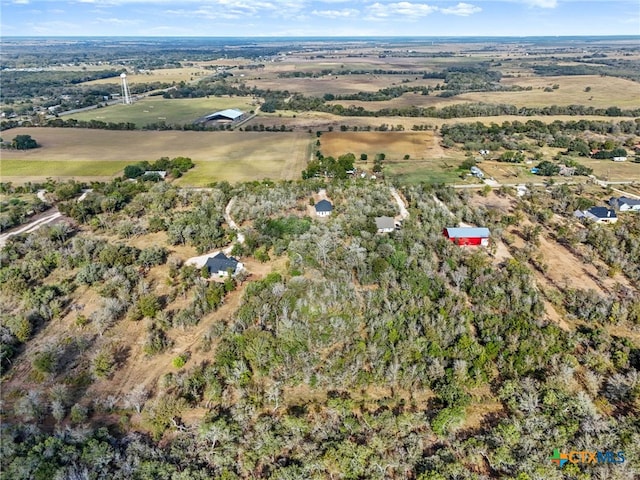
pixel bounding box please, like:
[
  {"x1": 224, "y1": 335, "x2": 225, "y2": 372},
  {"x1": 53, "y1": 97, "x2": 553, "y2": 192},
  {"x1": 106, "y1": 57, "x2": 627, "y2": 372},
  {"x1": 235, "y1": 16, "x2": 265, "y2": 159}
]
[{"x1": 1, "y1": 0, "x2": 639, "y2": 37}]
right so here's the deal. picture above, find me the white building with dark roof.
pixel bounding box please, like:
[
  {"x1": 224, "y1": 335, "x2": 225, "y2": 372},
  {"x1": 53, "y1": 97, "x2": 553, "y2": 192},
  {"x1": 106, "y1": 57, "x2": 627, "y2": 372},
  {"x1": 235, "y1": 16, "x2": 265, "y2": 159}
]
[
  {"x1": 609, "y1": 196, "x2": 640, "y2": 212},
  {"x1": 205, "y1": 252, "x2": 243, "y2": 277},
  {"x1": 315, "y1": 199, "x2": 333, "y2": 217},
  {"x1": 574, "y1": 207, "x2": 618, "y2": 224}
]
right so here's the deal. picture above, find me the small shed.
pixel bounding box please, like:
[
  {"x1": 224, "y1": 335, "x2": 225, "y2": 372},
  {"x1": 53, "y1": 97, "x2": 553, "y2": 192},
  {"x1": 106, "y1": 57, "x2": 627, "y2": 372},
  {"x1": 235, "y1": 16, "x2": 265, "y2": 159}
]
[
  {"x1": 315, "y1": 199, "x2": 333, "y2": 217},
  {"x1": 375, "y1": 216, "x2": 396, "y2": 233},
  {"x1": 443, "y1": 227, "x2": 490, "y2": 246}
]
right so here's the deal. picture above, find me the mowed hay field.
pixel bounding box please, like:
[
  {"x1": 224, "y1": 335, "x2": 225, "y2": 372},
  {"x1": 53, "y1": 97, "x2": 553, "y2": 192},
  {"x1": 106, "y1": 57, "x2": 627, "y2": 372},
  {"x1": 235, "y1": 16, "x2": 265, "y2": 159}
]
[
  {"x1": 66, "y1": 96, "x2": 257, "y2": 127},
  {"x1": 579, "y1": 158, "x2": 640, "y2": 182},
  {"x1": 246, "y1": 74, "x2": 441, "y2": 97},
  {"x1": 319, "y1": 131, "x2": 462, "y2": 183},
  {"x1": 320, "y1": 131, "x2": 439, "y2": 161},
  {"x1": 175, "y1": 132, "x2": 311, "y2": 186},
  {"x1": 0, "y1": 128, "x2": 311, "y2": 185}
]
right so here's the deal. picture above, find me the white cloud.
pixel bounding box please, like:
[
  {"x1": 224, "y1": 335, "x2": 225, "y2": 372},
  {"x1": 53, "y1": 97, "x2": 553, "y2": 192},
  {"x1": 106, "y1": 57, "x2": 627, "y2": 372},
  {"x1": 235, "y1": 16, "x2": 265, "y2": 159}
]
[
  {"x1": 95, "y1": 17, "x2": 141, "y2": 25},
  {"x1": 162, "y1": 0, "x2": 306, "y2": 20},
  {"x1": 367, "y1": 2, "x2": 438, "y2": 20},
  {"x1": 70, "y1": 0, "x2": 304, "y2": 6},
  {"x1": 166, "y1": 7, "x2": 241, "y2": 20},
  {"x1": 522, "y1": 0, "x2": 558, "y2": 7},
  {"x1": 312, "y1": 8, "x2": 359, "y2": 18},
  {"x1": 440, "y1": 2, "x2": 481, "y2": 16}
]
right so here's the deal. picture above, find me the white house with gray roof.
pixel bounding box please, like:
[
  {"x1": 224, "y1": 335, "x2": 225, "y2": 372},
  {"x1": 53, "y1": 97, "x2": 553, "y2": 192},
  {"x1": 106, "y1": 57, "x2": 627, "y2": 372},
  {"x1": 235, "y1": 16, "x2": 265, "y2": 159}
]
[{"x1": 609, "y1": 196, "x2": 640, "y2": 212}]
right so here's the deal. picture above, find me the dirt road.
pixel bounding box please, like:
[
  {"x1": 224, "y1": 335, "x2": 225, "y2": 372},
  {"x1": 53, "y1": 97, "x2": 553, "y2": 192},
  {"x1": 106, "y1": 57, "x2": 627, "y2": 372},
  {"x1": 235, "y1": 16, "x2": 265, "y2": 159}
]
[{"x1": 0, "y1": 208, "x2": 62, "y2": 248}]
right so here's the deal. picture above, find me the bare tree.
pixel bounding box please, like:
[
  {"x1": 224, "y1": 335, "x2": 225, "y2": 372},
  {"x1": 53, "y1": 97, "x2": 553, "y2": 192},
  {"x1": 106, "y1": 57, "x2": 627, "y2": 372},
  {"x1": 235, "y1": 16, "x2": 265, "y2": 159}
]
[
  {"x1": 15, "y1": 390, "x2": 43, "y2": 422},
  {"x1": 124, "y1": 384, "x2": 149, "y2": 414}
]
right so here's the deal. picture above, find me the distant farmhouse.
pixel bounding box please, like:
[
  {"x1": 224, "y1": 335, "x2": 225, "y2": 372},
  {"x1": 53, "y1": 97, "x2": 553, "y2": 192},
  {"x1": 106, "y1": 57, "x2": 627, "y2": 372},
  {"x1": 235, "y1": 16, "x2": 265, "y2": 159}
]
[
  {"x1": 574, "y1": 207, "x2": 618, "y2": 224},
  {"x1": 195, "y1": 109, "x2": 246, "y2": 127},
  {"x1": 315, "y1": 199, "x2": 333, "y2": 217},
  {"x1": 609, "y1": 196, "x2": 640, "y2": 212},
  {"x1": 443, "y1": 227, "x2": 490, "y2": 246},
  {"x1": 205, "y1": 252, "x2": 244, "y2": 277}
]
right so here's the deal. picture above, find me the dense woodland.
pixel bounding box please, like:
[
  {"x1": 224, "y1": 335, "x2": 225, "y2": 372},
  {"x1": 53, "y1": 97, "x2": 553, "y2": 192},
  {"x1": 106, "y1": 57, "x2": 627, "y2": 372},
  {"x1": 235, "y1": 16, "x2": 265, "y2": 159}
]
[{"x1": 1, "y1": 176, "x2": 639, "y2": 479}]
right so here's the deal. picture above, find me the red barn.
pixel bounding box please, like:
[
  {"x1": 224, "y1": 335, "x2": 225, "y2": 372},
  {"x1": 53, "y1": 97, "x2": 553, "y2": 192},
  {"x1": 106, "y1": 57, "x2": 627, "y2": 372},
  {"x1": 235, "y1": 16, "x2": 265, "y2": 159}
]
[{"x1": 443, "y1": 227, "x2": 490, "y2": 246}]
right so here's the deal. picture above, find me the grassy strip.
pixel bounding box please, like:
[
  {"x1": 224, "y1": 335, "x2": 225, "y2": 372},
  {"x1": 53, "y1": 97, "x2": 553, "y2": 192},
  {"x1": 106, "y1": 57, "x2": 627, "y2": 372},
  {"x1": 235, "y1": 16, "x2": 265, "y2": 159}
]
[{"x1": 0, "y1": 160, "x2": 128, "y2": 177}]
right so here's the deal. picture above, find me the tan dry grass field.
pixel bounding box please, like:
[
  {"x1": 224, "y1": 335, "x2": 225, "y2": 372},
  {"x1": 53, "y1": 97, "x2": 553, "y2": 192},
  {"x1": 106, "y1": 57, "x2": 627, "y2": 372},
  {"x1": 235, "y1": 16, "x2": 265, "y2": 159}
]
[
  {"x1": 327, "y1": 75, "x2": 640, "y2": 111},
  {"x1": 478, "y1": 161, "x2": 539, "y2": 184},
  {"x1": 580, "y1": 158, "x2": 640, "y2": 181},
  {"x1": 327, "y1": 92, "x2": 465, "y2": 111},
  {"x1": 0, "y1": 128, "x2": 311, "y2": 184},
  {"x1": 246, "y1": 75, "x2": 440, "y2": 96},
  {"x1": 84, "y1": 67, "x2": 210, "y2": 85},
  {"x1": 175, "y1": 132, "x2": 311, "y2": 186},
  {"x1": 464, "y1": 75, "x2": 640, "y2": 109},
  {"x1": 253, "y1": 111, "x2": 638, "y2": 133},
  {"x1": 318, "y1": 131, "x2": 463, "y2": 183},
  {"x1": 478, "y1": 158, "x2": 640, "y2": 184},
  {"x1": 320, "y1": 131, "x2": 438, "y2": 161}
]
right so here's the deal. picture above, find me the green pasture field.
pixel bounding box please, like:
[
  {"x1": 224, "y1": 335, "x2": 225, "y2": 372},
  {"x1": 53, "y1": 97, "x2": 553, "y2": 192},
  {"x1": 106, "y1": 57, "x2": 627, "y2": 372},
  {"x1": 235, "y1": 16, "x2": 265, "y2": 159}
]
[
  {"x1": 65, "y1": 96, "x2": 257, "y2": 127},
  {"x1": 384, "y1": 157, "x2": 467, "y2": 184},
  {"x1": 1, "y1": 128, "x2": 311, "y2": 185},
  {"x1": 0, "y1": 160, "x2": 130, "y2": 179}
]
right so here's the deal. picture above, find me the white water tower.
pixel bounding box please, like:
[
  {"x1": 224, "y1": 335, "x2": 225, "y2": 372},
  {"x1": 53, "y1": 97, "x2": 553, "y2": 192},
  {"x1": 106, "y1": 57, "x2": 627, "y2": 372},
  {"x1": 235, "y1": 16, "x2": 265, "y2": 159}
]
[{"x1": 120, "y1": 72, "x2": 132, "y2": 105}]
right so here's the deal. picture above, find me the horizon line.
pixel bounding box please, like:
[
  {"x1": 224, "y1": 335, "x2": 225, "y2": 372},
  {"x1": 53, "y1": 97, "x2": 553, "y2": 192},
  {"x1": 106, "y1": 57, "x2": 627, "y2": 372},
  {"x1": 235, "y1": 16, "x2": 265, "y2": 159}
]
[{"x1": 2, "y1": 34, "x2": 639, "y2": 39}]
